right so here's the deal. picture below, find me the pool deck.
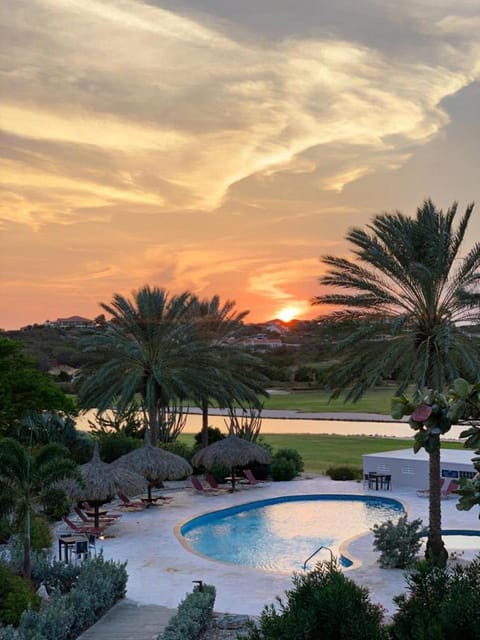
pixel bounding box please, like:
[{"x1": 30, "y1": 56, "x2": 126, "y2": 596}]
[{"x1": 59, "y1": 476, "x2": 480, "y2": 618}]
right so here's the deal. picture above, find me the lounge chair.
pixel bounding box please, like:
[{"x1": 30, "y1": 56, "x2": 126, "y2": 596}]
[
  {"x1": 441, "y1": 479, "x2": 459, "y2": 499},
  {"x1": 240, "y1": 469, "x2": 264, "y2": 486},
  {"x1": 118, "y1": 493, "x2": 146, "y2": 510},
  {"x1": 73, "y1": 507, "x2": 118, "y2": 527},
  {"x1": 81, "y1": 502, "x2": 122, "y2": 518},
  {"x1": 417, "y1": 478, "x2": 445, "y2": 497},
  {"x1": 191, "y1": 476, "x2": 220, "y2": 495},
  {"x1": 62, "y1": 516, "x2": 106, "y2": 537}
]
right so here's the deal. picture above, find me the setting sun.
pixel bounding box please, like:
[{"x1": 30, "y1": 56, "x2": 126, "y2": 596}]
[{"x1": 277, "y1": 306, "x2": 300, "y2": 322}]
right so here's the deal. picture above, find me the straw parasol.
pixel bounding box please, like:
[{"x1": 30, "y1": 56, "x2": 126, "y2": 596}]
[
  {"x1": 113, "y1": 432, "x2": 192, "y2": 502},
  {"x1": 78, "y1": 443, "x2": 147, "y2": 527},
  {"x1": 191, "y1": 435, "x2": 271, "y2": 490}
]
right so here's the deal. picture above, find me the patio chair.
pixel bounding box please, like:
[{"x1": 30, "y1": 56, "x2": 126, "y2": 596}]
[
  {"x1": 73, "y1": 507, "x2": 118, "y2": 527},
  {"x1": 191, "y1": 476, "x2": 220, "y2": 495},
  {"x1": 417, "y1": 478, "x2": 445, "y2": 497},
  {"x1": 240, "y1": 469, "x2": 265, "y2": 486},
  {"x1": 441, "y1": 479, "x2": 459, "y2": 499},
  {"x1": 62, "y1": 516, "x2": 106, "y2": 537},
  {"x1": 118, "y1": 493, "x2": 146, "y2": 510}
]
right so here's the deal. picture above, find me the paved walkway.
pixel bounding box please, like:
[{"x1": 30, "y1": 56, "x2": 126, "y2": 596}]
[{"x1": 77, "y1": 599, "x2": 176, "y2": 640}]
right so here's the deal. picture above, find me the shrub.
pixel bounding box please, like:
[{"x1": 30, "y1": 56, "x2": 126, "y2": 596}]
[
  {"x1": 270, "y1": 457, "x2": 297, "y2": 481},
  {"x1": 205, "y1": 462, "x2": 230, "y2": 483},
  {"x1": 40, "y1": 487, "x2": 71, "y2": 521},
  {"x1": 243, "y1": 561, "x2": 387, "y2": 640},
  {"x1": 0, "y1": 517, "x2": 12, "y2": 544},
  {"x1": 98, "y1": 433, "x2": 140, "y2": 463},
  {"x1": 158, "y1": 584, "x2": 216, "y2": 640},
  {"x1": 161, "y1": 441, "x2": 194, "y2": 463},
  {"x1": 372, "y1": 515, "x2": 424, "y2": 568},
  {"x1": 326, "y1": 465, "x2": 362, "y2": 481},
  {"x1": 193, "y1": 427, "x2": 224, "y2": 450},
  {"x1": 391, "y1": 558, "x2": 480, "y2": 639},
  {"x1": 12, "y1": 515, "x2": 52, "y2": 551},
  {"x1": 274, "y1": 448, "x2": 304, "y2": 474},
  {"x1": 0, "y1": 565, "x2": 41, "y2": 627},
  {"x1": 0, "y1": 555, "x2": 127, "y2": 640}
]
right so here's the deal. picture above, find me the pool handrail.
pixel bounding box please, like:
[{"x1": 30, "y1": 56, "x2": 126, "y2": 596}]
[{"x1": 303, "y1": 544, "x2": 334, "y2": 570}]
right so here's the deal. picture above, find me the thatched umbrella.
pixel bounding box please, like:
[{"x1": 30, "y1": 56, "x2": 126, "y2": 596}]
[
  {"x1": 191, "y1": 435, "x2": 271, "y2": 490},
  {"x1": 113, "y1": 432, "x2": 192, "y2": 502},
  {"x1": 78, "y1": 443, "x2": 147, "y2": 527}
]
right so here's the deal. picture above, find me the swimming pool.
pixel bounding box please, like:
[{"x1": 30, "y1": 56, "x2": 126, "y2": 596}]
[{"x1": 181, "y1": 494, "x2": 405, "y2": 573}]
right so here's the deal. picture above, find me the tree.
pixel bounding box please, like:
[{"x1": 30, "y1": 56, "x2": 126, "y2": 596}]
[
  {"x1": 0, "y1": 435, "x2": 78, "y2": 578},
  {"x1": 313, "y1": 200, "x2": 480, "y2": 563},
  {"x1": 0, "y1": 337, "x2": 76, "y2": 437},
  {"x1": 77, "y1": 286, "x2": 221, "y2": 445}
]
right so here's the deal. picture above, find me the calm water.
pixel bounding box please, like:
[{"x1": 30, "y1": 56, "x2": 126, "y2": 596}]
[
  {"x1": 181, "y1": 495, "x2": 405, "y2": 573},
  {"x1": 75, "y1": 410, "x2": 464, "y2": 439}
]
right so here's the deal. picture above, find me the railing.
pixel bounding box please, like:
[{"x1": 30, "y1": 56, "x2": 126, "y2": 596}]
[{"x1": 302, "y1": 545, "x2": 334, "y2": 570}]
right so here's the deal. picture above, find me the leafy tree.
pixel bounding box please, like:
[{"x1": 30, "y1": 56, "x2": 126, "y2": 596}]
[
  {"x1": 0, "y1": 338, "x2": 76, "y2": 437},
  {"x1": 77, "y1": 286, "x2": 222, "y2": 445},
  {"x1": 0, "y1": 436, "x2": 79, "y2": 578},
  {"x1": 314, "y1": 200, "x2": 480, "y2": 563}
]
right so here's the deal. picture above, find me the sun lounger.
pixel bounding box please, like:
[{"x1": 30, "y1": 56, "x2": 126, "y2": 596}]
[
  {"x1": 81, "y1": 502, "x2": 122, "y2": 518},
  {"x1": 118, "y1": 493, "x2": 146, "y2": 510},
  {"x1": 62, "y1": 516, "x2": 106, "y2": 537},
  {"x1": 441, "y1": 480, "x2": 459, "y2": 499},
  {"x1": 240, "y1": 469, "x2": 266, "y2": 486},
  {"x1": 191, "y1": 476, "x2": 221, "y2": 495},
  {"x1": 417, "y1": 478, "x2": 445, "y2": 497},
  {"x1": 73, "y1": 507, "x2": 118, "y2": 527}
]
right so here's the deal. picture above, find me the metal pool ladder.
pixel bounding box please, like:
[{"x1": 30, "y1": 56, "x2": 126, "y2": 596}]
[{"x1": 303, "y1": 545, "x2": 334, "y2": 570}]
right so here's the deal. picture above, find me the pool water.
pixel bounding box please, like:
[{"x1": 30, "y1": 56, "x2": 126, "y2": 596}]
[{"x1": 181, "y1": 494, "x2": 404, "y2": 573}]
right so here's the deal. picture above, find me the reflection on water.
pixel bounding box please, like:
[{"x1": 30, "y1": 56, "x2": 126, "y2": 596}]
[{"x1": 75, "y1": 409, "x2": 464, "y2": 439}]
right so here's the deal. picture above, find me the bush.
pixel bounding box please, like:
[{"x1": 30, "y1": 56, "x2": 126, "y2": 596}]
[
  {"x1": 0, "y1": 555, "x2": 128, "y2": 640},
  {"x1": 40, "y1": 487, "x2": 71, "y2": 521},
  {"x1": 161, "y1": 441, "x2": 194, "y2": 463},
  {"x1": 274, "y1": 448, "x2": 304, "y2": 474},
  {"x1": 270, "y1": 457, "x2": 297, "y2": 481},
  {"x1": 12, "y1": 515, "x2": 52, "y2": 552},
  {"x1": 326, "y1": 465, "x2": 362, "y2": 481},
  {"x1": 243, "y1": 561, "x2": 387, "y2": 640},
  {"x1": 98, "y1": 433, "x2": 140, "y2": 463},
  {"x1": 391, "y1": 558, "x2": 480, "y2": 640},
  {"x1": 0, "y1": 517, "x2": 12, "y2": 544},
  {"x1": 0, "y1": 565, "x2": 41, "y2": 627},
  {"x1": 193, "y1": 427, "x2": 224, "y2": 450},
  {"x1": 372, "y1": 515, "x2": 424, "y2": 568},
  {"x1": 205, "y1": 462, "x2": 230, "y2": 483},
  {"x1": 158, "y1": 584, "x2": 216, "y2": 640}
]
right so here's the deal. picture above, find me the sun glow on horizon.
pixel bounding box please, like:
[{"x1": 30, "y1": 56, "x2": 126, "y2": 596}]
[{"x1": 276, "y1": 305, "x2": 301, "y2": 322}]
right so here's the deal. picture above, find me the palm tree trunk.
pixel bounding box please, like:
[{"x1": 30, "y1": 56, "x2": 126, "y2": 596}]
[
  {"x1": 23, "y1": 506, "x2": 31, "y2": 579},
  {"x1": 426, "y1": 435, "x2": 447, "y2": 564},
  {"x1": 201, "y1": 398, "x2": 209, "y2": 448}
]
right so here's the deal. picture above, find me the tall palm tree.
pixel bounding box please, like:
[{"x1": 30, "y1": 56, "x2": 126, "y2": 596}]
[
  {"x1": 77, "y1": 286, "x2": 221, "y2": 445},
  {"x1": 188, "y1": 295, "x2": 269, "y2": 447},
  {"x1": 313, "y1": 199, "x2": 480, "y2": 562},
  {"x1": 0, "y1": 436, "x2": 78, "y2": 578}
]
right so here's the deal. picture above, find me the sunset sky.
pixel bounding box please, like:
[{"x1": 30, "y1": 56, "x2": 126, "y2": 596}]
[{"x1": 1, "y1": 0, "x2": 480, "y2": 329}]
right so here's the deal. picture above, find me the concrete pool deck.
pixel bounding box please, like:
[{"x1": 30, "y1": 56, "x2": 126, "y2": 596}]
[{"x1": 60, "y1": 476, "x2": 480, "y2": 618}]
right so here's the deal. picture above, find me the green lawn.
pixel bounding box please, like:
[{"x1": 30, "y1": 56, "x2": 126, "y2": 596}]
[
  {"x1": 262, "y1": 388, "x2": 399, "y2": 414},
  {"x1": 179, "y1": 433, "x2": 464, "y2": 474}
]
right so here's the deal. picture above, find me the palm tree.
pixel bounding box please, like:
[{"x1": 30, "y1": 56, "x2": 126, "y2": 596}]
[
  {"x1": 77, "y1": 286, "x2": 220, "y2": 445},
  {"x1": 188, "y1": 295, "x2": 269, "y2": 447},
  {"x1": 0, "y1": 436, "x2": 78, "y2": 578},
  {"x1": 313, "y1": 199, "x2": 480, "y2": 562}
]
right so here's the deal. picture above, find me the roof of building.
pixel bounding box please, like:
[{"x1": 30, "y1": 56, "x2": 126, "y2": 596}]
[{"x1": 363, "y1": 448, "x2": 474, "y2": 465}]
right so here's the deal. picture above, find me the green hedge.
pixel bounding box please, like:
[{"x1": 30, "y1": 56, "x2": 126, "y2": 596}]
[
  {"x1": 158, "y1": 584, "x2": 216, "y2": 640},
  {"x1": 0, "y1": 555, "x2": 127, "y2": 640}
]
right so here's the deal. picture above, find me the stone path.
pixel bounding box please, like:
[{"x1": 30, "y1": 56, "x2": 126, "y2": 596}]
[{"x1": 77, "y1": 599, "x2": 176, "y2": 640}]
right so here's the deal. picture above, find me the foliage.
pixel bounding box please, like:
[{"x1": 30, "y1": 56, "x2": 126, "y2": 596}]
[
  {"x1": 158, "y1": 584, "x2": 216, "y2": 640},
  {"x1": 326, "y1": 465, "x2": 362, "y2": 481},
  {"x1": 193, "y1": 427, "x2": 224, "y2": 450},
  {"x1": 204, "y1": 462, "x2": 230, "y2": 482},
  {"x1": 243, "y1": 561, "x2": 387, "y2": 640},
  {"x1": 270, "y1": 457, "x2": 297, "y2": 481},
  {"x1": 391, "y1": 558, "x2": 480, "y2": 639},
  {"x1": 372, "y1": 515, "x2": 424, "y2": 568},
  {"x1": 0, "y1": 555, "x2": 128, "y2": 640},
  {"x1": 160, "y1": 440, "x2": 194, "y2": 462},
  {"x1": 14, "y1": 515, "x2": 52, "y2": 552},
  {"x1": 0, "y1": 438, "x2": 79, "y2": 578},
  {"x1": 225, "y1": 405, "x2": 264, "y2": 442},
  {"x1": 40, "y1": 487, "x2": 71, "y2": 521},
  {"x1": 0, "y1": 338, "x2": 76, "y2": 438},
  {"x1": 87, "y1": 401, "x2": 146, "y2": 438},
  {"x1": 0, "y1": 517, "x2": 12, "y2": 543},
  {"x1": 273, "y1": 448, "x2": 304, "y2": 473},
  {"x1": 0, "y1": 565, "x2": 41, "y2": 627},
  {"x1": 97, "y1": 432, "x2": 141, "y2": 463}
]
